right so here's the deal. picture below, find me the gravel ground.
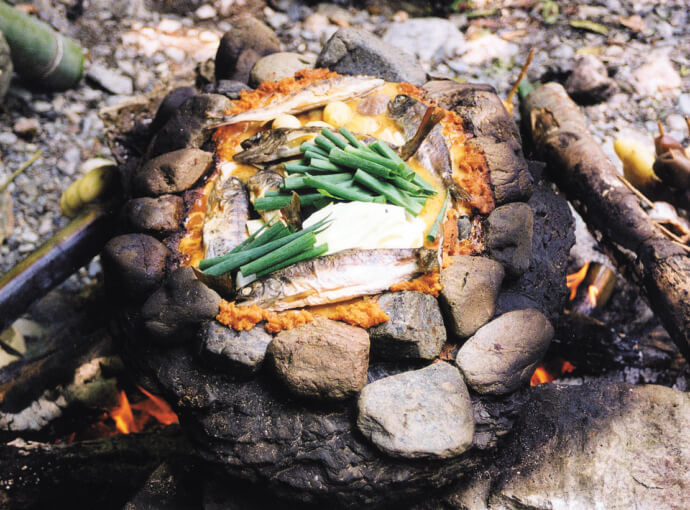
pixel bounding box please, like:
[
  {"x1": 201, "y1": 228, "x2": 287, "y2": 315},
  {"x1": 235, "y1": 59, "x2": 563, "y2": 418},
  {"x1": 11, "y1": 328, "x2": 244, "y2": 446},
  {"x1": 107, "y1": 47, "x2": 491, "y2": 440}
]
[{"x1": 1, "y1": 0, "x2": 688, "y2": 284}]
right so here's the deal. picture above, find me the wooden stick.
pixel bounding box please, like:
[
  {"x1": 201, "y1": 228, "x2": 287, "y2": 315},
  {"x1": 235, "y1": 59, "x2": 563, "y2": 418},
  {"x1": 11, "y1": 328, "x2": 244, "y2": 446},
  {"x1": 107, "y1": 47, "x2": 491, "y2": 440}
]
[
  {"x1": 504, "y1": 47, "x2": 535, "y2": 115},
  {"x1": 616, "y1": 174, "x2": 655, "y2": 208},
  {"x1": 523, "y1": 82, "x2": 690, "y2": 361},
  {"x1": 0, "y1": 204, "x2": 116, "y2": 334}
]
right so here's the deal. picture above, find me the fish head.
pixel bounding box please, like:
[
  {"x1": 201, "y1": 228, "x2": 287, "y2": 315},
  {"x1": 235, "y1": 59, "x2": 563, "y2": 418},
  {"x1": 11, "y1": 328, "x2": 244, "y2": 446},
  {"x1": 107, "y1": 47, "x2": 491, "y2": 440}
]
[
  {"x1": 234, "y1": 130, "x2": 287, "y2": 164},
  {"x1": 387, "y1": 95, "x2": 417, "y2": 119},
  {"x1": 237, "y1": 277, "x2": 284, "y2": 305},
  {"x1": 247, "y1": 170, "x2": 283, "y2": 197}
]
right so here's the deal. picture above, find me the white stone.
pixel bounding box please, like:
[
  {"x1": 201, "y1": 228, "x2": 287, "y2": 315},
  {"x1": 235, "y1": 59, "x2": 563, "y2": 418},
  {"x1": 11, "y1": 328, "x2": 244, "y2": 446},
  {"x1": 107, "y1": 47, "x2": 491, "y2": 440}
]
[
  {"x1": 383, "y1": 18, "x2": 466, "y2": 63},
  {"x1": 633, "y1": 51, "x2": 681, "y2": 96},
  {"x1": 461, "y1": 32, "x2": 518, "y2": 66}
]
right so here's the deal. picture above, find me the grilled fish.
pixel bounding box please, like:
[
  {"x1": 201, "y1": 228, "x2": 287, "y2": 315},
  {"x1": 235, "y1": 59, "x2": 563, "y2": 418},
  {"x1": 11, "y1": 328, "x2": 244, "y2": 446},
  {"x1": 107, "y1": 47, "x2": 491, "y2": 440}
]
[
  {"x1": 211, "y1": 76, "x2": 384, "y2": 127},
  {"x1": 234, "y1": 127, "x2": 322, "y2": 165},
  {"x1": 387, "y1": 94, "x2": 471, "y2": 201},
  {"x1": 236, "y1": 248, "x2": 438, "y2": 311},
  {"x1": 247, "y1": 170, "x2": 284, "y2": 224},
  {"x1": 203, "y1": 176, "x2": 249, "y2": 259}
]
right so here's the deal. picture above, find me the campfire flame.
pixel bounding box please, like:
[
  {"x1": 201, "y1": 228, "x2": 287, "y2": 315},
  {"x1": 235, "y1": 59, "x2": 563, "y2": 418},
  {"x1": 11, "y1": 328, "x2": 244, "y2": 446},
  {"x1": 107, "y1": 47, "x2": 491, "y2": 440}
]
[
  {"x1": 588, "y1": 284, "x2": 600, "y2": 308},
  {"x1": 530, "y1": 360, "x2": 576, "y2": 386},
  {"x1": 109, "y1": 386, "x2": 178, "y2": 435},
  {"x1": 566, "y1": 262, "x2": 590, "y2": 300}
]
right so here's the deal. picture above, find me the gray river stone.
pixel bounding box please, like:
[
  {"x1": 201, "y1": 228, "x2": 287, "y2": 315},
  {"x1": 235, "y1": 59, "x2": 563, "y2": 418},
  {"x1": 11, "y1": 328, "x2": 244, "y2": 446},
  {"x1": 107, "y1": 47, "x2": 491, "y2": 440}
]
[
  {"x1": 439, "y1": 256, "x2": 505, "y2": 339},
  {"x1": 141, "y1": 266, "x2": 221, "y2": 344},
  {"x1": 101, "y1": 233, "x2": 169, "y2": 302},
  {"x1": 489, "y1": 382, "x2": 690, "y2": 510},
  {"x1": 369, "y1": 291, "x2": 446, "y2": 361},
  {"x1": 414, "y1": 381, "x2": 690, "y2": 510},
  {"x1": 456, "y1": 309, "x2": 554, "y2": 395},
  {"x1": 145, "y1": 94, "x2": 231, "y2": 159},
  {"x1": 357, "y1": 362, "x2": 474, "y2": 459},
  {"x1": 484, "y1": 202, "x2": 534, "y2": 277},
  {"x1": 566, "y1": 54, "x2": 618, "y2": 105},
  {"x1": 135, "y1": 148, "x2": 213, "y2": 196},
  {"x1": 267, "y1": 316, "x2": 369, "y2": 400},
  {"x1": 123, "y1": 195, "x2": 184, "y2": 237},
  {"x1": 214, "y1": 16, "x2": 281, "y2": 84},
  {"x1": 198, "y1": 320, "x2": 272, "y2": 376},
  {"x1": 382, "y1": 18, "x2": 466, "y2": 63},
  {"x1": 317, "y1": 27, "x2": 427, "y2": 86},
  {"x1": 249, "y1": 52, "x2": 315, "y2": 88}
]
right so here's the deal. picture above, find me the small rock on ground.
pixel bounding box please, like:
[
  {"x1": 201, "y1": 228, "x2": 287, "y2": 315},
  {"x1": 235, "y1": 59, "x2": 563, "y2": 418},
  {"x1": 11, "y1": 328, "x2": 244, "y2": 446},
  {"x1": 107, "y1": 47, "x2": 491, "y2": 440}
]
[
  {"x1": 382, "y1": 18, "x2": 465, "y2": 63},
  {"x1": 87, "y1": 63, "x2": 134, "y2": 95},
  {"x1": 249, "y1": 52, "x2": 315, "y2": 88},
  {"x1": 566, "y1": 55, "x2": 617, "y2": 105},
  {"x1": 317, "y1": 27, "x2": 427, "y2": 86}
]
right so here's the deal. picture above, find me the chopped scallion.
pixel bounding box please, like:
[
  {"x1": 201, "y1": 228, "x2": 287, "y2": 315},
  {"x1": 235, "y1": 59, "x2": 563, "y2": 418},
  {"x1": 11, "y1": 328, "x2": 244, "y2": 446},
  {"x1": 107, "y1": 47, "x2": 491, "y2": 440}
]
[
  {"x1": 254, "y1": 243, "x2": 329, "y2": 278},
  {"x1": 240, "y1": 232, "x2": 317, "y2": 276},
  {"x1": 321, "y1": 129, "x2": 348, "y2": 150},
  {"x1": 426, "y1": 190, "x2": 450, "y2": 242}
]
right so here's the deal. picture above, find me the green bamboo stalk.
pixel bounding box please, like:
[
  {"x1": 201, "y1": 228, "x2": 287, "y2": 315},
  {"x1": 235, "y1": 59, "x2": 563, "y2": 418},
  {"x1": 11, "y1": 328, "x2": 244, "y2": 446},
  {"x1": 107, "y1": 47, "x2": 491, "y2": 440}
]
[{"x1": 0, "y1": 1, "x2": 84, "y2": 90}]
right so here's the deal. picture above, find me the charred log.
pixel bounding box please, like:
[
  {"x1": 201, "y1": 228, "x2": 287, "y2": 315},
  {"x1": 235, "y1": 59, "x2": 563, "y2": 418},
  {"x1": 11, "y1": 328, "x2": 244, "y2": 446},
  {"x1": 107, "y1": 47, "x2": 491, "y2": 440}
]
[
  {"x1": 551, "y1": 311, "x2": 683, "y2": 377},
  {"x1": 523, "y1": 83, "x2": 690, "y2": 361},
  {"x1": 0, "y1": 290, "x2": 114, "y2": 416},
  {"x1": 0, "y1": 426, "x2": 196, "y2": 510}
]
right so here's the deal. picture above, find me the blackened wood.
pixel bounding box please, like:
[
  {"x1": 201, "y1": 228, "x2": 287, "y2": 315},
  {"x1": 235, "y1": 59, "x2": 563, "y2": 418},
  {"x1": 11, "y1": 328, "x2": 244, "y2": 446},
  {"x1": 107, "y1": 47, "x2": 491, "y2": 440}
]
[
  {"x1": 552, "y1": 311, "x2": 681, "y2": 376},
  {"x1": 523, "y1": 82, "x2": 690, "y2": 361},
  {"x1": 0, "y1": 293, "x2": 113, "y2": 414},
  {"x1": 0, "y1": 425, "x2": 196, "y2": 510},
  {"x1": 0, "y1": 205, "x2": 116, "y2": 333}
]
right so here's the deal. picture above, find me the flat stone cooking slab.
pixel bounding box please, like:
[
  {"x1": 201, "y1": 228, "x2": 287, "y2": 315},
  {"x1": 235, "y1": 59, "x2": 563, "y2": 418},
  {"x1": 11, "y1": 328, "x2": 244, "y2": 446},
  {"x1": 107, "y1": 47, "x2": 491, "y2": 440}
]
[{"x1": 127, "y1": 341, "x2": 508, "y2": 508}]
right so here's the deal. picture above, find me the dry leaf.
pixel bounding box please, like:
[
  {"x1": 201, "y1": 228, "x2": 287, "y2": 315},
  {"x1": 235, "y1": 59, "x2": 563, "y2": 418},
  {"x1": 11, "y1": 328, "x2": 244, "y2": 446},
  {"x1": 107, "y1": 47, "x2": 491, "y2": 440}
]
[
  {"x1": 619, "y1": 15, "x2": 646, "y2": 33},
  {"x1": 569, "y1": 19, "x2": 609, "y2": 35}
]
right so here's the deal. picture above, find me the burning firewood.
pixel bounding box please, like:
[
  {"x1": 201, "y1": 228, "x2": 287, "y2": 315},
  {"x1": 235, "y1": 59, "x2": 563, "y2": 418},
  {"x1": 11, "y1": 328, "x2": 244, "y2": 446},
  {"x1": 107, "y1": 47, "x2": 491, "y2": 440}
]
[{"x1": 523, "y1": 82, "x2": 690, "y2": 362}]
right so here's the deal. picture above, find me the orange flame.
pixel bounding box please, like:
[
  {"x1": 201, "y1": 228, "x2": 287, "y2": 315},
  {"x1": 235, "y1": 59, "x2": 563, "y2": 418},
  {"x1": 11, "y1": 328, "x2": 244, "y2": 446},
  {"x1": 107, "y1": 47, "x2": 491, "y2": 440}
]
[
  {"x1": 561, "y1": 361, "x2": 576, "y2": 374},
  {"x1": 566, "y1": 262, "x2": 590, "y2": 300},
  {"x1": 112, "y1": 390, "x2": 135, "y2": 434},
  {"x1": 108, "y1": 386, "x2": 178, "y2": 435},
  {"x1": 530, "y1": 360, "x2": 577, "y2": 386},
  {"x1": 587, "y1": 284, "x2": 600, "y2": 308},
  {"x1": 530, "y1": 366, "x2": 553, "y2": 385}
]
